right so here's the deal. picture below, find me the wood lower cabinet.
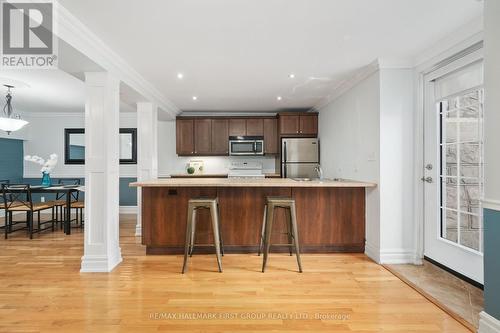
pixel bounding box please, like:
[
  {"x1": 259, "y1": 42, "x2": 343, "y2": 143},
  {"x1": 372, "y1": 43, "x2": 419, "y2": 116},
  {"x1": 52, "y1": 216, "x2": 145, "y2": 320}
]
[
  {"x1": 246, "y1": 118, "x2": 264, "y2": 136},
  {"x1": 176, "y1": 119, "x2": 194, "y2": 155},
  {"x1": 263, "y1": 118, "x2": 278, "y2": 154},
  {"x1": 194, "y1": 119, "x2": 212, "y2": 154},
  {"x1": 211, "y1": 119, "x2": 229, "y2": 154},
  {"x1": 142, "y1": 186, "x2": 366, "y2": 254},
  {"x1": 229, "y1": 119, "x2": 246, "y2": 136}
]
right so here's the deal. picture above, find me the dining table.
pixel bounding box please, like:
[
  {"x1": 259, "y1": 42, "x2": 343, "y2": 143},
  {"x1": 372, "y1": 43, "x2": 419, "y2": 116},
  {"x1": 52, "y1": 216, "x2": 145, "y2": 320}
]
[{"x1": 6, "y1": 185, "x2": 85, "y2": 235}]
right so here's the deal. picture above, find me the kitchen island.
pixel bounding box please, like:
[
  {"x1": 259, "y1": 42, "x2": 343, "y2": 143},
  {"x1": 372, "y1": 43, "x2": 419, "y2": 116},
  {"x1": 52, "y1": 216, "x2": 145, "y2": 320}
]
[{"x1": 130, "y1": 178, "x2": 376, "y2": 254}]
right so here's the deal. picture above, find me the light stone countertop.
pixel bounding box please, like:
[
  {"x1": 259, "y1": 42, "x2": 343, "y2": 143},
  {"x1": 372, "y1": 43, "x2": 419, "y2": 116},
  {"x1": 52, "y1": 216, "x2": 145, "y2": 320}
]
[{"x1": 130, "y1": 177, "x2": 377, "y2": 188}]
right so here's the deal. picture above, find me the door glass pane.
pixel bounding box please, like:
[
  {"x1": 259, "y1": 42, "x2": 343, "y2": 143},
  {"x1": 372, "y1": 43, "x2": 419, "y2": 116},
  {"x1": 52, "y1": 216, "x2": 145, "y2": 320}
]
[
  {"x1": 439, "y1": 88, "x2": 483, "y2": 252},
  {"x1": 443, "y1": 209, "x2": 458, "y2": 243}
]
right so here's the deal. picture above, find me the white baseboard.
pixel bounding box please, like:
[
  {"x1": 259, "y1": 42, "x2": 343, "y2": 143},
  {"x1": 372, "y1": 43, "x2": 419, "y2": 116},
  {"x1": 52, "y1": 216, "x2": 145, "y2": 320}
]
[
  {"x1": 135, "y1": 224, "x2": 142, "y2": 236},
  {"x1": 80, "y1": 252, "x2": 123, "y2": 273},
  {"x1": 365, "y1": 243, "x2": 418, "y2": 265},
  {"x1": 479, "y1": 311, "x2": 500, "y2": 333},
  {"x1": 379, "y1": 248, "x2": 418, "y2": 264},
  {"x1": 365, "y1": 242, "x2": 380, "y2": 263},
  {"x1": 119, "y1": 206, "x2": 137, "y2": 214}
]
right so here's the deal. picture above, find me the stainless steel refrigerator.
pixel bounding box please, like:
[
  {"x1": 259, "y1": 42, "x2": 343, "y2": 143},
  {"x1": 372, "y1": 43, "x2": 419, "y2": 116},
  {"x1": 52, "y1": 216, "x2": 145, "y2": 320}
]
[{"x1": 281, "y1": 138, "x2": 319, "y2": 178}]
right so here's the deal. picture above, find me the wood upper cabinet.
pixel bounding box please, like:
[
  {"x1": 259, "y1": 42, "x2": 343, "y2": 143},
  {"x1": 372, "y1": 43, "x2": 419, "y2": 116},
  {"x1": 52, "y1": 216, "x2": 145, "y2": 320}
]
[
  {"x1": 299, "y1": 114, "x2": 318, "y2": 135},
  {"x1": 279, "y1": 113, "x2": 318, "y2": 136},
  {"x1": 263, "y1": 118, "x2": 278, "y2": 154},
  {"x1": 194, "y1": 119, "x2": 212, "y2": 154},
  {"x1": 176, "y1": 116, "x2": 280, "y2": 156},
  {"x1": 279, "y1": 115, "x2": 300, "y2": 135},
  {"x1": 229, "y1": 119, "x2": 246, "y2": 136},
  {"x1": 176, "y1": 119, "x2": 194, "y2": 155},
  {"x1": 211, "y1": 119, "x2": 229, "y2": 154},
  {"x1": 246, "y1": 118, "x2": 264, "y2": 136}
]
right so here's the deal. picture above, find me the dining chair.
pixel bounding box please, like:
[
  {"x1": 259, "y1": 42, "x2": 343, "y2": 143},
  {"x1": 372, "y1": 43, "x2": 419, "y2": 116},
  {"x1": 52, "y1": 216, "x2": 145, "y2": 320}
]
[
  {"x1": 50, "y1": 179, "x2": 81, "y2": 229},
  {"x1": 0, "y1": 179, "x2": 10, "y2": 233},
  {"x1": 2, "y1": 184, "x2": 56, "y2": 239}
]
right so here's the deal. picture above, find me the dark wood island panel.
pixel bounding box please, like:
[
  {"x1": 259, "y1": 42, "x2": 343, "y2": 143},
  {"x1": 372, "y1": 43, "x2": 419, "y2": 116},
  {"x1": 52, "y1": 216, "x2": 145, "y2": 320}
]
[{"x1": 142, "y1": 186, "x2": 365, "y2": 254}]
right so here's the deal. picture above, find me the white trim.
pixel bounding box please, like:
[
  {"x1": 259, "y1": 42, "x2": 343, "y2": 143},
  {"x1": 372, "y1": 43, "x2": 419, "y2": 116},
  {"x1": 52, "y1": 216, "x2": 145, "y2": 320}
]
[
  {"x1": 377, "y1": 57, "x2": 414, "y2": 69},
  {"x1": 119, "y1": 206, "x2": 137, "y2": 214},
  {"x1": 483, "y1": 198, "x2": 500, "y2": 212},
  {"x1": 364, "y1": 242, "x2": 380, "y2": 264},
  {"x1": 80, "y1": 253, "x2": 123, "y2": 273},
  {"x1": 414, "y1": 35, "x2": 484, "y2": 270},
  {"x1": 479, "y1": 311, "x2": 500, "y2": 333},
  {"x1": 414, "y1": 18, "x2": 483, "y2": 69},
  {"x1": 54, "y1": 3, "x2": 179, "y2": 118},
  {"x1": 379, "y1": 248, "x2": 419, "y2": 264},
  {"x1": 314, "y1": 60, "x2": 380, "y2": 110}
]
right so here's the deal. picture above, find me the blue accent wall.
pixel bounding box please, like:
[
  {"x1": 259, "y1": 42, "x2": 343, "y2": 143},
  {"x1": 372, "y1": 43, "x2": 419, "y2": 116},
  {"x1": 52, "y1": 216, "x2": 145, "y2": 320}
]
[
  {"x1": 484, "y1": 208, "x2": 500, "y2": 319},
  {"x1": 1, "y1": 139, "x2": 137, "y2": 206},
  {"x1": 119, "y1": 177, "x2": 137, "y2": 206},
  {"x1": 0, "y1": 138, "x2": 24, "y2": 183}
]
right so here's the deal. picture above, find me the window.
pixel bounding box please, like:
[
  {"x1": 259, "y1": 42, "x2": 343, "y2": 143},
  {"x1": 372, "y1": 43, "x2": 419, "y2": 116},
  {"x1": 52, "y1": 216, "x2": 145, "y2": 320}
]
[{"x1": 439, "y1": 88, "x2": 484, "y2": 252}]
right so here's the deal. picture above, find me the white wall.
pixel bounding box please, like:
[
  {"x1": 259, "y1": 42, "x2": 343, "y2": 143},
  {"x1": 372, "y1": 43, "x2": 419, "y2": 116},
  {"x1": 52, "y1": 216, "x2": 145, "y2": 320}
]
[
  {"x1": 23, "y1": 112, "x2": 137, "y2": 178},
  {"x1": 379, "y1": 68, "x2": 415, "y2": 261},
  {"x1": 157, "y1": 120, "x2": 277, "y2": 176},
  {"x1": 318, "y1": 71, "x2": 382, "y2": 262},
  {"x1": 483, "y1": 0, "x2": 500, "y2": 206},
  {"x1": 318, "y1": 66, "x2": 415, "y2": 264}
]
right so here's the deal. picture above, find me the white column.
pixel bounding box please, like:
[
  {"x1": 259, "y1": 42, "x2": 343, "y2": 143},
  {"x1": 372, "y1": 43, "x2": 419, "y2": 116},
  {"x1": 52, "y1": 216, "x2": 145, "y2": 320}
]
[
  {"x1": 135, "y1": 102, "x2": 158, "y2": 236},
  {"x1": 81, "y1": 72, "x2": 123, "y2": 273}
]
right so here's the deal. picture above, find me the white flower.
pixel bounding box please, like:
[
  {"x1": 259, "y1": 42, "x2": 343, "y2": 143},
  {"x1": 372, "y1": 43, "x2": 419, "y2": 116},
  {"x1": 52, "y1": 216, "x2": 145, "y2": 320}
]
[{"x1": 25, "y1": 154, "x2": 58, "y2": 173}]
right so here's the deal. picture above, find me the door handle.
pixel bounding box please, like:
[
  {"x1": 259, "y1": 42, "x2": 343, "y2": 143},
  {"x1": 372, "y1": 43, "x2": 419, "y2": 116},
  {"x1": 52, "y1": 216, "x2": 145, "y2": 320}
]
[{"x1": 421, "y1": 176, "x2": 433, "y2": 183}]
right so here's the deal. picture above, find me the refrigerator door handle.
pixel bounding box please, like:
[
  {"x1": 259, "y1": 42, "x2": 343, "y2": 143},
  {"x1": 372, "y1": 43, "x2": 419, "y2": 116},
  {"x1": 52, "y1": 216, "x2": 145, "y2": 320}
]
[{"x1": 283, "y1": 141, "x2": 287, "y2": 178}]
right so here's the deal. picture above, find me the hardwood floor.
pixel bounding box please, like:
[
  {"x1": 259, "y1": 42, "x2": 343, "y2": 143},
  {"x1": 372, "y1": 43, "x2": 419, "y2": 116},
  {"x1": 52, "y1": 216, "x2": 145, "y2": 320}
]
[{"x1": 0, "y1": 215, "x2": 469, "y2": 332}]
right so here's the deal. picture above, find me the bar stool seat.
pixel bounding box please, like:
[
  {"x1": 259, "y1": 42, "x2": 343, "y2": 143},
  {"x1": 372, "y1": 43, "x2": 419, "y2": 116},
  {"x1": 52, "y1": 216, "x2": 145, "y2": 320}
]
[
  {"x1": 259, "y1": 196, "x2": 302, "y2": 273},
  {"x1": 182, "y1": 197, "x2": 224, "y2": 273}
]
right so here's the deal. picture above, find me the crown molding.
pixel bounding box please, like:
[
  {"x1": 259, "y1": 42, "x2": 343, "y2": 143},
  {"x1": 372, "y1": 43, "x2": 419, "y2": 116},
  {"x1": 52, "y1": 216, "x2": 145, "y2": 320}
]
[
  {"x1": 54, "y1": 3, "x2": 180, "y2": 119},
  {"x1": 414, "y1": 17, "x2": 483, "y2": 71},
  {"x1": 314, "y1": 60, "x2": 380, "y2": 110},
  {"x1": 377, "y1": 57, "x2": 415, "y2": 69}
]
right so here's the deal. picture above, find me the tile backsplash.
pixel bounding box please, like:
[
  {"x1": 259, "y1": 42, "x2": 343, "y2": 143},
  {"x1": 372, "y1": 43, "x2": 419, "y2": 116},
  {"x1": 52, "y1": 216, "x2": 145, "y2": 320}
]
[{"x1": 165, "y1": 155, "x2": 278, "y2": 175}]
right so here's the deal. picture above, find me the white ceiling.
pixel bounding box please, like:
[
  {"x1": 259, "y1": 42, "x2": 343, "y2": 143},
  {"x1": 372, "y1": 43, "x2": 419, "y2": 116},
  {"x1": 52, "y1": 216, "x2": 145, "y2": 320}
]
[
  {"x1": 0, "y1": 39, "x2": 140, "y2": 114},
  {"x1": 0, "y1": 69, "x2": 85, "y2": 114},
  {"x1": 56, "y1": 0, "x2": 483, "y2": 112}
]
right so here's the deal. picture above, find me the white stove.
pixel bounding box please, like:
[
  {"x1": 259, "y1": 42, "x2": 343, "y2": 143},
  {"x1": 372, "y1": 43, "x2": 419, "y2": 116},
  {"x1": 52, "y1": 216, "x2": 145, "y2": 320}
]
[{"x1": 228, "y1": 161, "x2": 265, "y2": 178}]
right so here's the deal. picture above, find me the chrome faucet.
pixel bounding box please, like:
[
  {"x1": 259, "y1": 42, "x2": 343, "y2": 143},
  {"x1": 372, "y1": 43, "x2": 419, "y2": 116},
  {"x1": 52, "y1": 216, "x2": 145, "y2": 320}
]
[{"x1": 314, "y1": 165, "x2": 323, "y2": 180}]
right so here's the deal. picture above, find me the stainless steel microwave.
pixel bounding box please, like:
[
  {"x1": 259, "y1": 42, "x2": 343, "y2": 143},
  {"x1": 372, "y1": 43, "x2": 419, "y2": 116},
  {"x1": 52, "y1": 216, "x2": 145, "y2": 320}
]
[{"x1": 229, "y1": 136, "x2": 264, "y2": 156}]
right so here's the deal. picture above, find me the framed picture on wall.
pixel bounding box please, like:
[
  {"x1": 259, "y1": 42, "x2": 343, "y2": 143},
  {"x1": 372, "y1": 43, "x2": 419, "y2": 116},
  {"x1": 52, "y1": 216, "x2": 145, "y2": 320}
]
[{"x1": 64, "y1": 128, "x2": 137, "y2": 165}]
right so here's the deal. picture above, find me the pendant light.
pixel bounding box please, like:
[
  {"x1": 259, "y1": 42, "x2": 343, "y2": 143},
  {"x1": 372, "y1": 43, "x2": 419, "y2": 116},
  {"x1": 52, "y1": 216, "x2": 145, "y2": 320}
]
[{"x1": 0, "y1": 85, "x2": 28, "y2": 134}]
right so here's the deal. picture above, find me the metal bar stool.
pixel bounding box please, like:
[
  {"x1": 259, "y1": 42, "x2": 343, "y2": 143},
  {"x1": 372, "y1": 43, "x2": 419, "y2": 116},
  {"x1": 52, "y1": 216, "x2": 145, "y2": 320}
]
[
  {"x1": 259, "y1": 197, "x2": 302, "y2": 273},
  {"x1": 182, "y1": 197, "x2": 224, "y2": 273}
]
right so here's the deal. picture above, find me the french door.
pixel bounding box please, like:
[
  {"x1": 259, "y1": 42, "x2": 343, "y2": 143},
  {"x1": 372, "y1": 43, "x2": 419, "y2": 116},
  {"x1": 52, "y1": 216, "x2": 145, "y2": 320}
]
[{"x1": 423, "y1": 48, "x2": 484, "y2": 284}]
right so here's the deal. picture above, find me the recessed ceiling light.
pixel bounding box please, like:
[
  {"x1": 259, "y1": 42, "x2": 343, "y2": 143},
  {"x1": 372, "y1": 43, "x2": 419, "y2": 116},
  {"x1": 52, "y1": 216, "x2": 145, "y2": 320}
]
[
  {"x1": 192, "y1": 96, "x2": 198, "y2": 101},
  {"x1": 289, "y1": 73, "x2": 295, "y2": 79},
  {"x1": 177, "y1": 73, "x2": 184, "y2": 79},
  {"x1": 277, "y1": 96, "x2": 282, "y2": 101}
]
